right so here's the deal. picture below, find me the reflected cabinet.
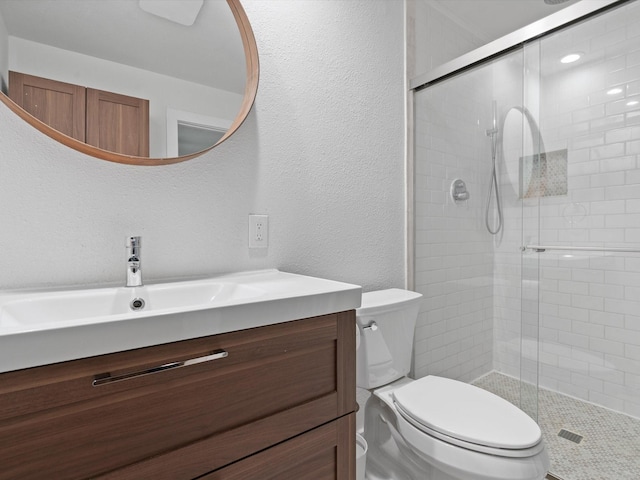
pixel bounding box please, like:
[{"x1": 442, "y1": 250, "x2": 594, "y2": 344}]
[{"x1": 9, "y1": 71, "x2": 149, "y2": 156}]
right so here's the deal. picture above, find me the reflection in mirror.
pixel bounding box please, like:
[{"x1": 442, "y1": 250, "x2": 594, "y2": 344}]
[
  {"x1": 0, "y1": 0, "x2": 258, "y2": 165},
  {"x1": 502, "y1": 106, "x2": 546, "y2": 199}
]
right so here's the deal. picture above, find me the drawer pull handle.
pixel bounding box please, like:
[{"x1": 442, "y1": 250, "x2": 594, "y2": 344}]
[{"x1": 92, "y1": 349, "x2": 229, "y2": 386}]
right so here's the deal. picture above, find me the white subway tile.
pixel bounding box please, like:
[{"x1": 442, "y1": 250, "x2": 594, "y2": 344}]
[
  {"x1": 605, "y1": 269, "x2": 640, "y2": 285},
  {"x1": 625, "y1": 315, "x2": 640, "y2": 332},
  {"x1": 572, "y1": 293, "x2": 605, "y2": 311},
  {"x1": 590, "y1": 114, "x2": 625, "y2": 133},
  {"x1": 626, "y1": 228, "x2": 640, "y2": 242},
  {"x1": 559, "y1": 330, "x2": 590, "y2": 349},
  {"x1": 589, "y1": 390, "x2": 625, "y2": 411},
  {"x1": 605, "y1": 298, "x2": 640, "y2": 318},
  {"x1": 589, "y1": 228, "x2": 625, "y2": 242},
  {"x1": 590, "y1": 309, "x2": 625, "y2": 327},
  {"x1": 626, "y1": 198, "x2": 640, "y2": 212},
  {"x1": 626, "y1": 343, "x2": 640, "y2": 361},
  {"x1": 590, "y1": 199, "x2": 626, "y2": 215},
  {"x1": 589, "y1": 282, "x2": 624, "y2": 299},
  {"x1": 591, "y1": 171, "x2": 626, "y2": 187},
  {"x1": 572, "y1": 319, "x2": 605, "y2": 338},
  {"x1": 573, "y1": 104, "x2": 606, "y2": 124},
  {"x1": 605, "y1": 184, "x2": 640, "y2": 200},
  {"x1": 605, "y1": 325, "x2": 640, "y2": 345},
  {"x1": 599, "y1": 155, "x2": 637, "y2": 173},
  {"x1": 590, "y1": 336, "x2": 625, "y2": 356}
]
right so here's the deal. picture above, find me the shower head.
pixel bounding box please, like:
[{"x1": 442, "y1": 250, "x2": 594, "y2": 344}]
[{"x1": 544, "y1": 0, "x2": 572, "y2": 4}]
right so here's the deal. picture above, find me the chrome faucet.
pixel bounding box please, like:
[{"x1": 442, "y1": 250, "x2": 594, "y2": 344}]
[{"x1": 126, "y1": 236, "x2": 143, "y2": 287}]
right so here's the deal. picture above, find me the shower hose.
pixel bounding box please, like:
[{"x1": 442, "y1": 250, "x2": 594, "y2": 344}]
[{"x1": 485, "y1": 127, "x2": 503, "y2": 235}]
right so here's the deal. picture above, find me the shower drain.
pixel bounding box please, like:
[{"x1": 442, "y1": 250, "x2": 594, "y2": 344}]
[{"x1": 558, "y1": 429, "x2": 583, "y2": 444}]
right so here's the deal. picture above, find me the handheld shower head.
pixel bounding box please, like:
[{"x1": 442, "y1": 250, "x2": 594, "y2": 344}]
[{"x1": 486, "y1": 100, "x2": 498, "y2": 136}]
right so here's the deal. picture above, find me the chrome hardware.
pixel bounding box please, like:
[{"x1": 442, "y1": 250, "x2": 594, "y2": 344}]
[
  {"x1": 126, "y1": 236, "x2": 143, "y2": 287},
  {"x1": 450, "y1": 179, "x2": 470, "y2": 202},
  {"x1": 92, "y1": 349, "x2": 229, "y2": 386},
  {"x1": 363, "y1": 321, "x2": 378, "y2": 332},
  {"x1": 523, "y1": 245, "x2": 640, "y2": 254},
  {"x1": 129, "y1": 297, "x2": 145, "y2": 310}
]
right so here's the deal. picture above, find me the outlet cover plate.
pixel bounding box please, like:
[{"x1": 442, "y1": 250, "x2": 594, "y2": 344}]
[{"x1": 249, "y1": 214, "x2": 268, "y2": 248}]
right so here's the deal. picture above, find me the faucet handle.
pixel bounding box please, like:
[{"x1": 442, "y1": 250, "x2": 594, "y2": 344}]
[{"x1": 126, "y1": 236, "x2": 141, "y2": 248}]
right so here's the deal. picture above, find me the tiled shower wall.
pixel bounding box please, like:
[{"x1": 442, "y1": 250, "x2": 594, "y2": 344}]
[
  {"x1": 413, "y1": 69, "x2": 495, "y2": 382},
  {"x1": 414, "y1": 1, "x2": 640, "y2": 418},
  {"x1": 522, "y1": 3, "x2": 640, "y2": 417},
  {"x1": 411, "y1": 0, "x2": 494, "y2": 382}
]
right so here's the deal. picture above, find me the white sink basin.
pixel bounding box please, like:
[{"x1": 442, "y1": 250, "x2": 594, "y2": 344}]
[
  {"x1": 0, "y1": 269, "x2": 361, "y2": 373},
  {"x1": 0, "y1": 280, "x2": 264, "y2": 327}
]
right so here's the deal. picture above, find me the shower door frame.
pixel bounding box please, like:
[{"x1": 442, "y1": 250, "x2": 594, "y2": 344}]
[
  {"x1": 407, "y1": 0, "x2": 630, "y2": 292},
  {"x1": 409, "y1": 0, "x2": 626, "y2": 92}
]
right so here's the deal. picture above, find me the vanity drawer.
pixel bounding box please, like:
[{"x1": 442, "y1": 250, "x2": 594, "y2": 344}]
[
  {"x1": 201, "y1": 413, "x2": 356, "y2": 480},
  {"x1": 0, "y1": 311, "x2": 356, "y2": 480}
]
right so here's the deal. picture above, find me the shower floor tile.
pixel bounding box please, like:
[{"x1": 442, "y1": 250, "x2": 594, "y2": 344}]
[{"x1": 473, "y1": 372, "x2": 640, "y2": 480}]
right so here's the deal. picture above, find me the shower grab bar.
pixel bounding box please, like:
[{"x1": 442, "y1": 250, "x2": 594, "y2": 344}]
[{"x1": 522, "y1": 245, "x2": 640, "y2": 254}]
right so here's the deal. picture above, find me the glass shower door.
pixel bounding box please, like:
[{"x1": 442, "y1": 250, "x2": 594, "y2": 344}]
[
  {"x1": 522, "y1": 2, "x2": 640, "y2": 478},
  {"x1": 412, "y1": 47, "x2": 537, "y2": 415}
]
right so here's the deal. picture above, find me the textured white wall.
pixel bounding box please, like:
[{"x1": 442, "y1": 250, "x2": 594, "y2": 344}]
[
  {"x1": 0, "y1": 9, "x2": 7, "y2": 89},
  {"x1": 0, "y1": 0, "x2": 405, "y2": 292}
]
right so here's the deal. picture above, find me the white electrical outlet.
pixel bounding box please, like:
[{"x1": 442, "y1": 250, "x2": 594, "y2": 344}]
[{"x1": 249, "y1": 214, "x2": 269, "y2": 248}]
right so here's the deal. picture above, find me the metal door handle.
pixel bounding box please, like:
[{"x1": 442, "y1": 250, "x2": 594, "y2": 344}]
[{"x1": 92, "y1": 349, "x2": 228, "y2": 386}]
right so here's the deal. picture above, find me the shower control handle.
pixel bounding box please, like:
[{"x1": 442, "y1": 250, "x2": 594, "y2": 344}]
[{"x1": 451, "y1": 179, "x2": 470, "y2": 202}]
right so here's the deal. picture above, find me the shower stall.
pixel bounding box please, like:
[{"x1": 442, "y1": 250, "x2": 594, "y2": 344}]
[{"x1": 412, "y1": 1, "x2": 640, "y2": 478}]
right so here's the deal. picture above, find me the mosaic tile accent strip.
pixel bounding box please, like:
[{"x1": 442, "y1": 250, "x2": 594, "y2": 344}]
[{"x1": 474, "y1": 372, "x2": 640, "y2": 480}]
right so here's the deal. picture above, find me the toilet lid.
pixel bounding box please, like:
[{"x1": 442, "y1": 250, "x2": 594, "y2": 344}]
[{"x1": 392, "y1": 376, "x2": 542, "y2": 450}]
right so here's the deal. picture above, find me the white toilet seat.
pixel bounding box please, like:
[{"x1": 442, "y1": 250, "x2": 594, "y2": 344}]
[
  {"x1": 391, "y1": 375, "x2": 544, "y2": 457},
  {"x1": 369, "y1": 377, "x2": 549, "y2": 480},
  {"x1": 394, "y1": 401, "x2": 545, "y2": 458},
  {"x1": 393, "y1": 407, "x2": 549, "y2": 480}
]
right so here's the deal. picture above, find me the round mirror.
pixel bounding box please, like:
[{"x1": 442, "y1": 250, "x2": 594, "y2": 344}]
[
  {"x1": 0, "y1": 0, "x2": 258, "y2": 165},
  {"x1": 501, "y1": 106, "x2": 547, "y2": 199}
]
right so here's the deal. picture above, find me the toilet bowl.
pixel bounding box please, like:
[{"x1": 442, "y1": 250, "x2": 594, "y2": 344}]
[{"x1": 357, "y1": 289, "x2": 549, "y2": 480}]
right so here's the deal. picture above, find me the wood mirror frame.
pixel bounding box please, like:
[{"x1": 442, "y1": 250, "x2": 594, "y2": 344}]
[{"x1": 0, "y1": 0, "x2": 259, "y2": 166}]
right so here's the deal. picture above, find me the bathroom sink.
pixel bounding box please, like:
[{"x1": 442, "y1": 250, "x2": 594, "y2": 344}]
[
  {"x1": 0, "y1": 280, "x2": 264, "y2": 327},
  {"x1": 0, "y1": 269, "x2": 361, "y2": 373}
]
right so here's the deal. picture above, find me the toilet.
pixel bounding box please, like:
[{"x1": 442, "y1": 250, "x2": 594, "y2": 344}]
[{"x1": 356, "y1": 289, "x2": 550, "y2": 480}]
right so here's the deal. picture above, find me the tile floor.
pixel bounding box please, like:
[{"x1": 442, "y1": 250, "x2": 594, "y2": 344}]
[{"x1": 473, "y1": 372, "x2": 640, "y2": 480}]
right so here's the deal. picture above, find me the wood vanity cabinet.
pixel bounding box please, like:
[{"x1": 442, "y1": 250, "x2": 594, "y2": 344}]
[
  {"x1": 0, "y1": 311, "x2": 356, "y2": 479},
  {"x1": 9, "y1": 71, "x2": 149, "y2": 156}
]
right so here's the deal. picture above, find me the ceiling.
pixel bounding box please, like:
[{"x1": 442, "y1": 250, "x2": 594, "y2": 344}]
[
  {"x1": 0, "y1": 0, "x2": 599, "y2": 94},
  {"x1": 0, "y1": 0, "x2": 246, "y2": 94},
  {"x1": 432, "y1": 0, "x2": 583, "y2": 44}
]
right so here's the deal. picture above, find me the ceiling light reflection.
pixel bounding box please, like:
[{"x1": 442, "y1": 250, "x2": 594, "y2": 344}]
[{"x1": 561, "y1": 53, "x2": 581, "y2": 64}]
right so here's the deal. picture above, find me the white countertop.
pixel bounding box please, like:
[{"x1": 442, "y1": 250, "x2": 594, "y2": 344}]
[{"x1": 0, "y1": 269, "x2": 362, "y2": 373}]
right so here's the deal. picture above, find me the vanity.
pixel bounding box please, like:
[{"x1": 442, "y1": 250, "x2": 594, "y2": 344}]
[
  {"x1": 0, "y1": 1, "x2": 358, "y2": 477},
  {"x1": 0, "y1": 270, "x2": 361, "y2": 479}
]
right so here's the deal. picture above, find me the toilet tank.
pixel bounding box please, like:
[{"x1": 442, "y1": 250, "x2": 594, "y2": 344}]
[{"x1": 356, "y1": 289, "x2": 423, "y2": 389}]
